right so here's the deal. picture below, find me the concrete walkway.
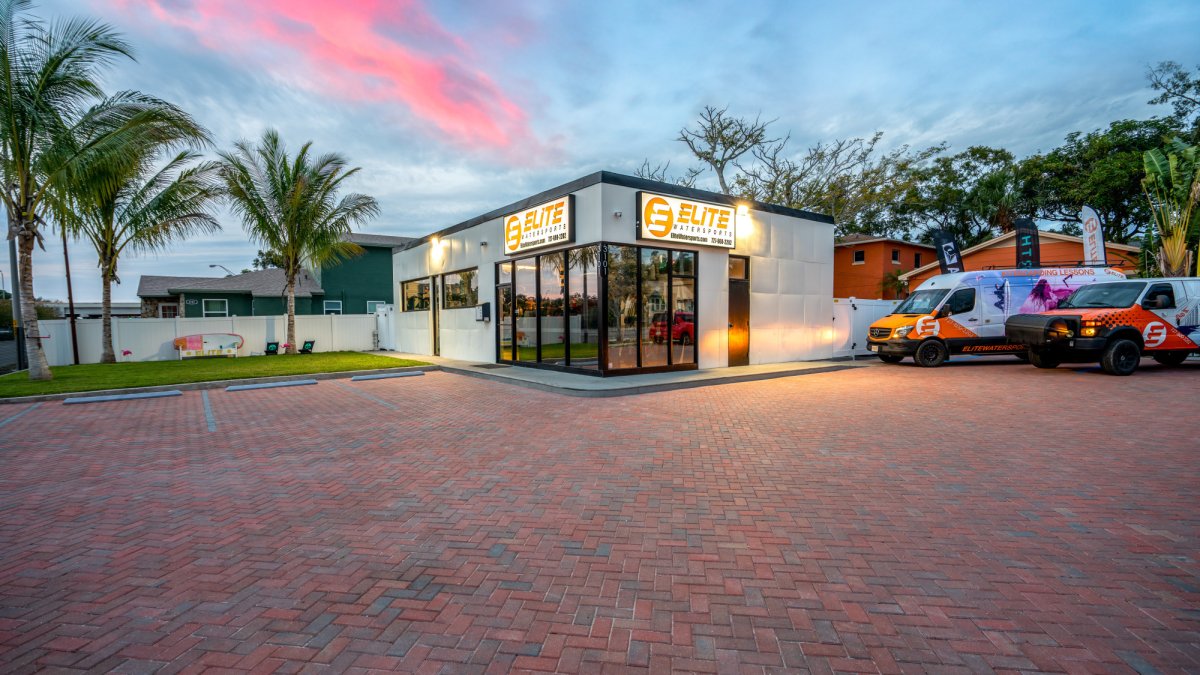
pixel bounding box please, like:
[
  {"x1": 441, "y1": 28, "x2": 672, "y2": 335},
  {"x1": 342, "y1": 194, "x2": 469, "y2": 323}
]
[{"x1": 368, "y1": 351, "x2": 874, "y2": 397}]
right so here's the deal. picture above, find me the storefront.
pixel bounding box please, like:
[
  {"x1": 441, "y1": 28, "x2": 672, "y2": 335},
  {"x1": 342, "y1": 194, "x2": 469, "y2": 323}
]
[{"x1": 392, "y1": 171, "x2": 836, "y2": 375}]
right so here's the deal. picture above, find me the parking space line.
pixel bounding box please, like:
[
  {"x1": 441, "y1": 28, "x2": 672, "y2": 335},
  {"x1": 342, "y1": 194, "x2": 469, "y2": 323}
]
[
  {"x1": 332, "y1": 380, "x2": 398, "y2": 410},
  {"x1": 0, "y1": 402, "x2": 41, "y2": 430},
  {"x1": 201, "y1": 390, "x2": 217, "y2": 432}
]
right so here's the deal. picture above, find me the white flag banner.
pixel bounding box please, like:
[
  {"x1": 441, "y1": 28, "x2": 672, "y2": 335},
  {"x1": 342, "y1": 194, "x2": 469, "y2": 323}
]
[{"x1": 1080, "y1": 205, "x2": 1106, "y2": 266}]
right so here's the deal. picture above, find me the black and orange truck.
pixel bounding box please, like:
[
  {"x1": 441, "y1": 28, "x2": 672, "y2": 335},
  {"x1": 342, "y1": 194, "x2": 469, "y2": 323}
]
[{"x1": 1005, "y1": 278, "x2": 1200, "y2": 375}]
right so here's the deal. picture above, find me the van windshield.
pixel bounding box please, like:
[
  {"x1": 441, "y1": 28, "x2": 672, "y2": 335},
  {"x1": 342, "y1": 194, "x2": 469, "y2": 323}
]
[
  {"x1": 892, "y1": 289, "x2": 949, "y2": 315},
  {"x1": 1057, "y1": 281, "x2": 1146, "y2": 309}
]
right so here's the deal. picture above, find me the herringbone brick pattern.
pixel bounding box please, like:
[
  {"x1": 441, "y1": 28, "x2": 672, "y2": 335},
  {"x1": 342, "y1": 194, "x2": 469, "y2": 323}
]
[{"x1": 0, "y1": 364, "x2": 1197, "y2": 673}]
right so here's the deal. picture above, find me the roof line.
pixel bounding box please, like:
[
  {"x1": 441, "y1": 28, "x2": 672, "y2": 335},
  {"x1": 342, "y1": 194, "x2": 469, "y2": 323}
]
[
  {"x1": 834, "y1": 237, "x2": 935, "y2": 248},
  {"x1": 398, "y1": 171, "x2": 835, "y2": 251}
]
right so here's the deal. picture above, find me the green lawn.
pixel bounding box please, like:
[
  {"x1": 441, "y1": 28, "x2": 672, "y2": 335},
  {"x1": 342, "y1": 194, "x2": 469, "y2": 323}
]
[
  {"x1": 0, "y1": 352, "x2": 427, "y2": 398},
  {"x1": 508, "y1": 342, "x2": 599, "y2": 361}
]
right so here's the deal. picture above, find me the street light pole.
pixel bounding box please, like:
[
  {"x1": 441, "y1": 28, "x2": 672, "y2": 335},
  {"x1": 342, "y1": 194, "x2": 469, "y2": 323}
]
[
  {"x1": 61, "y1": 225, "x2": 79, "y2": 365},
  {"x1": 209, "y1": 264, "x2": 235, "y2": 277}
]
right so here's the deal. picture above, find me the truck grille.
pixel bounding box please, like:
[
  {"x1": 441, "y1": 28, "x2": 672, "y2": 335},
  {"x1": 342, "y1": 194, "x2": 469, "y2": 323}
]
[{"x1": 869, "y1": 327, "x2": 891, "y2": 339}]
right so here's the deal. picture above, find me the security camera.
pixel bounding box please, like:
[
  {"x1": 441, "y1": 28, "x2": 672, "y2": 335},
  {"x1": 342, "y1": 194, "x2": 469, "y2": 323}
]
[{"x1": 613, "y1": 211, "x2": 623, "y2": 218}]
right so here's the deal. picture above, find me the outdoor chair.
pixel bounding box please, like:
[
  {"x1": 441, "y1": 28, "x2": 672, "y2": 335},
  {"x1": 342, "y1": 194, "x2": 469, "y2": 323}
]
[
  {"x1": 300, "y1": 340, "x2": 315, "y2": 354},
  {"x1": 265, "y1": 341, "x2": 279, "y2": 356}
]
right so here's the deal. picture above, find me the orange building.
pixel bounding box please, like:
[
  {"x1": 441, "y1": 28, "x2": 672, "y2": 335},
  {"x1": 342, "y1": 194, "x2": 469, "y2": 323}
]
[
  {"x1": 834, "y1": 235, "x2": 935, "y2": 299},
  {"x1": 901, "y1": 230, "x2": 1140, "y2": 288}
]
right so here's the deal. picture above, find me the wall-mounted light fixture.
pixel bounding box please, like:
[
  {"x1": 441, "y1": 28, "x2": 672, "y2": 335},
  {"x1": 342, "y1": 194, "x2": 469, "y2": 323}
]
[
  {"x1": 736, "y1": 204, "x2": 750, "y2": 217},
  {"x1": 613, "y1": 211, "x2": 623, "y2": 219}
]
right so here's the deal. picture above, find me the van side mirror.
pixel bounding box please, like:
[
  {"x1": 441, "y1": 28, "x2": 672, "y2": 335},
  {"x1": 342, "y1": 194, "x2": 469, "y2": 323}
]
[
  {"x1": 1144, "y1": 294, "x2": 1169, "y2": 309},
  {"x1": 937, "y1": 306, "x2": 951, "y2": 318}
]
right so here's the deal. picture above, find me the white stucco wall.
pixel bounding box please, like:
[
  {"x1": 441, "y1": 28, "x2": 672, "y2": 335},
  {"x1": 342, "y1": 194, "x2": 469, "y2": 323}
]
[{"x1": 392, "y1": 177, "x2": 835, "y2": 368}]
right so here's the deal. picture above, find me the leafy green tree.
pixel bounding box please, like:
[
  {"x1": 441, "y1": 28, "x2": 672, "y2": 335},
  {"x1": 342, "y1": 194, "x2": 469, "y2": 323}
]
[
  {"x1": 897, "y1": 146, "x2": 1019, "y2": 246},
  {"x1": 1020, "y1": 119, "x2": 1182, "y2": 244},
  {"x1": 218, "y1": 129, "x2": 379, "y2": 353},
  {"x1": 1147, "y1": 61, "x2": 1200, "y2": 135},
  {"x1": 251, "y1": 249, "x2": 283, "y2": 269},
  {"x1": 1141, "y1": 138, "x2": 1200, "y2": 277},
  {"x1": 0, "y1": 0, "x2": 185, "y2": 380},
  {"x1": 1137, "y1": 228, "x2": 1161, "y2": 278},
  {"x1": 52, "y1": 139, "x2": 222, "y2": 363}
]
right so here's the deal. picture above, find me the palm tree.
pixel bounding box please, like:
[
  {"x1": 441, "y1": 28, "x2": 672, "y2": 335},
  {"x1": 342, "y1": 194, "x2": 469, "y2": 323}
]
[
  {"x1": 218, "y1": 130, "x2": 379, "y2": 353},
  {"x1": 52, "y1": 143, "x2": 222, "y2": 362},
  {"x1": 0, "y1": 0, "x2": 187, "y2": 380},
  {"x1": 1142, "y1": 139, "x2": 1200, "y2": 277}
]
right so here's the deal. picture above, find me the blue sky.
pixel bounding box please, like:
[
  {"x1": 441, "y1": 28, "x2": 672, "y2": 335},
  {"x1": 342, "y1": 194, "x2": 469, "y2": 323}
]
[{"x1": 8, "y1": 0, "x2": 1199, "y2": 303}]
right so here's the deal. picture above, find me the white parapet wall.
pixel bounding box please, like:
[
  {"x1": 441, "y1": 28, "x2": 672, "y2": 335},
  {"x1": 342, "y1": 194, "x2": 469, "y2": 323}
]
[
  {"x1": 35, "y1": 314, "x2": 378, "y2": 366},
  {"x1": 832, "y1": 298, "x2": 901, "y2": 358}
]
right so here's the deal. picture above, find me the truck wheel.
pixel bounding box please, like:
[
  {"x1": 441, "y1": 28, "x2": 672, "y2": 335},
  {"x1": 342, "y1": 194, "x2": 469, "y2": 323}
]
[
  {"x1": 877, "y1": 354, "x2": 904, "y2": 364},
  {"x1": 914, "y1": 340, "x2": 948, "y2": 368},
  {"x1": 1152, "y1": 350, "x2": 1190, "y2": 367},
  {"x1": 1101, "y1": 339, "x2": 1141, "y2": 376},
  {"x1": 1028, "y1": 350, "x2": 1060, "y2": 369}
]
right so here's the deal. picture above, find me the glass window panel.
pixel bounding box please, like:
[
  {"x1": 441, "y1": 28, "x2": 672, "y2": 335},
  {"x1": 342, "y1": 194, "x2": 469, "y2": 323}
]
[
  {"x1": 671, "y1": 278, "x2": 696, "y2": 365},
  {"x1": 539, "y1": 252, "x2": 566, "y2": 364},
  {"x1": 568, "y1": 245, "x2": 600, "y2": 369},
  {"x1": 202, "y1": 299, "x2": 227, "y2": 317},
  {"x1": 514, "y1": 258, "x2": 537, "y2": 361},
  {"x1": 729, "y1": 256, "x2": 749, "y2": 279},
  {"x1": 641, "y1": 249, "x2": 669, "y2": 368},
  {"x1": 442, "y1": 268, "x2": 479, "y2": 308},
  {"x1": 323, "y1": 300, "x2": 342, "y2": 315},
  {"x1": 497, "y1": 261, "x2": 512, "y2": 284},
  {"x1": 672, "y1": 251, "x2": 695, "y2": 276},
  {"x1": 402, "y1": 279, "x2": 430, "y2": 311},
  {"x1": 497, "y1": 284, "x2": 513, "y2": 361},
  {"x1": 606, "y1": 245, "x2": 639, "y2": 369}
]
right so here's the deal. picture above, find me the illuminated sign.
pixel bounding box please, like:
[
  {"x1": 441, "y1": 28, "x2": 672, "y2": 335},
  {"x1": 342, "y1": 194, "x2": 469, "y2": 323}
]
[
  {"x1": 503, "y1": 195, "x2": 574, "y2": 255},
  {"x1": 636, "y1": 191, "x2": 736, "y2": 248}
]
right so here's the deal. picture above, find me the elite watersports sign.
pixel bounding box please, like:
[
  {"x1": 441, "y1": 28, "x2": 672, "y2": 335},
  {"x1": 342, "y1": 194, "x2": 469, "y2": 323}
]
[
  {"x1": 637, "y1": 192, "x2": 736, "y2": 248},
  {"x1": 503, "y1": 195, "x2": 574, "y2": 255}
]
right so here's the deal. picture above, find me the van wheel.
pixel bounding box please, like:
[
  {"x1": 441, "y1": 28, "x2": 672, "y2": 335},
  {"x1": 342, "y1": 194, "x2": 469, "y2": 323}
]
[
  {"x1": 1013, "y1": 352, "x2": 1029, "y2": 362},
  {"x1": 877, "y1": 354, "x2": 904, "y2": 364},
  {"x1": 1101, "y1": 339, "x2": 1141, "y2": 376},
  {"x1": 914, "y1": 340, "x2": 948, "y2": 368},
  {"x1": 1152, "y1": 350, "x2": 1190, "y2": 367},
  {"x1": 1028, "y1": 350, "x2": 1060, "y2": 369}
]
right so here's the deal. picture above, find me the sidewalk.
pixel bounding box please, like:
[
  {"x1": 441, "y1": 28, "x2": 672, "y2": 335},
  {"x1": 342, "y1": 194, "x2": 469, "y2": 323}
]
[{"x1": 368, "y1": 351, "x2": 873, "y2": 397}]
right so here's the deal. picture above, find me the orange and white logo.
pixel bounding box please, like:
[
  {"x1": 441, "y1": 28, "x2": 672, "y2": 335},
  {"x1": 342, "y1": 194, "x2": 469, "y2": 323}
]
[
  {"x1": 637, "y1": 192, "x2": 736, "y2": 248},
  {"x1": 642, "y1": 196, "x2": 674, "y2": 238},
  {"x1": 503, "y1": 196, "x2": 572, "y2": 255},
  {"x1": 1143, "y1": 321, "x2": 1168, "y2": 348},
  {"x1": 914, "y1": 315, "x2": 940, "y2": 337},
  {"x1": 504, "y1": 215, "x2": 522, "y2": 251}
]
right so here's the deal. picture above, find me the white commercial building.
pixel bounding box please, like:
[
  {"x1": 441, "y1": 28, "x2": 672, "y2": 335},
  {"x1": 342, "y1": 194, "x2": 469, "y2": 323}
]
[{"x1": 391, "y1": 172, "x2": 835, "y2": 375}]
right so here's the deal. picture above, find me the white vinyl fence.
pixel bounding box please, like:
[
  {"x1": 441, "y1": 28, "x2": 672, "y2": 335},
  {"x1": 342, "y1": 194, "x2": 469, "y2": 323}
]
[
  {"x1": 37, "y1": 314, "x2": 378, "y2": 366},
  {"x1": 832, "y1": 298, "x2": 901, "y2": 358}
]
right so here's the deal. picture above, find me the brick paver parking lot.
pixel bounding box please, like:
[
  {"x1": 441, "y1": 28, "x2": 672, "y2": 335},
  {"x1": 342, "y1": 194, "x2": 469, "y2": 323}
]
[{"x1": 1, "y1": 362, "x2": 1197, "y2": 673}]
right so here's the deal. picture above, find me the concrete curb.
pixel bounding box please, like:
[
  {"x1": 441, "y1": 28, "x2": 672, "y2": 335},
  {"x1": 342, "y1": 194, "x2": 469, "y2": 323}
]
[
  {"x1": 0, "y1": 365, "x2": 438, "y2": 404},
  {"x1": 439, "y1": 363, "x2": 865, "y2": 398}
]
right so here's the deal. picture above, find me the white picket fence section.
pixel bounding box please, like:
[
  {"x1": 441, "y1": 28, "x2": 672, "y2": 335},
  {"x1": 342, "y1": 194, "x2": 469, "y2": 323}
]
[
  {"x1": 37, "y1": 314, "x2": 378, "y2": 366},
  {"x1": 832, "y1": 298, "x2": 901, "y2": 358}
]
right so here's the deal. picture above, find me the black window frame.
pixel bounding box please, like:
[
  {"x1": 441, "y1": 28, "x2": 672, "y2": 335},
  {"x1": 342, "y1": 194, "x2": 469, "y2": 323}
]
[
  {"x1": 400, "y1": 277, "x2": 431, "y2": 312},
  {"x1": 914, "y1": 252, "x2": 923, "y2": 268},
  {"x1": 852, "y1": 249, "x2": 865, "y2": 264},
  {"x1": 1143, "y1": 282, "x2": 1176, "y2": 309},
  {"x1": 946, "y1": 287, "x2": 976, "y2": 314},
  {"x1": 494, "y1": 241, "x2": 699, "y2": 376},
  {"x1": 891, "y1": 248, "x2": 900, "y2": 264},
  {"x1": 441, "y1": 267, "x2": 480, "y2": 309}
]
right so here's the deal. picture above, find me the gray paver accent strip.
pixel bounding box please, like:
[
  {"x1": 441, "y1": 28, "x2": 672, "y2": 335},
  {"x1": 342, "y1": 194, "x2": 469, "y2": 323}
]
[
  {"x1": 63, "y1": 390, "x2": 183, "y2": 405},
  {"x1": 350, "y1": 371, "x2": 424, "y2": 381},
  {"x1": 226, "y1": 379, "x2": 318, "y2": 392},
  {"x1": 332, "y1": 380, "x2": 398, "y2": 410},
  {"x1": 201, "y1": 390, "x2": 217, "y2": 432},
  {"x1": 0, "y1": 402, "x2": 41, "y2": 428}
]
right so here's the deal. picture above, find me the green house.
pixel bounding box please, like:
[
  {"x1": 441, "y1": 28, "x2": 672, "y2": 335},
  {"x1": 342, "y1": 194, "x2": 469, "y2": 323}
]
[{"x1": 136, "y1": 233, "x2": 411, "y2": 318}]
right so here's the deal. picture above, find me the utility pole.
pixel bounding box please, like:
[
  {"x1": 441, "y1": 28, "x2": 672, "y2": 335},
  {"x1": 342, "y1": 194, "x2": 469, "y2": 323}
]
[{"x1": 61, "y1": 225, "x2": 79, "y2": 364}]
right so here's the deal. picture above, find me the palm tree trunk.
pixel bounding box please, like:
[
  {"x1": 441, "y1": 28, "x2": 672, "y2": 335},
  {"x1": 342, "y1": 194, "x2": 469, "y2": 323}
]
[
  {"x1": 17, "y1": 230, "x2": 51, "y2": 380},
  {"x1": 286, "y1": 275, "x2": 297, "y2": 354},
  {"x1": 101, "y1": 269, "x2": 115, "y2": 363}
]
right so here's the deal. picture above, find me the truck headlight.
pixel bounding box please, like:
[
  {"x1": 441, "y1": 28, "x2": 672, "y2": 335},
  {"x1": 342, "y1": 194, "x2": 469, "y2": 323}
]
[{"x1": 893, "y1": 326, "x2": 912, "y2": 339}]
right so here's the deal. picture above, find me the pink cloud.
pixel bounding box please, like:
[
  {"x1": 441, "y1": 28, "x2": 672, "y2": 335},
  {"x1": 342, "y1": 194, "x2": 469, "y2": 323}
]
[{"x1": 113, "y1": 0, "x2": 535, "y2": 151}]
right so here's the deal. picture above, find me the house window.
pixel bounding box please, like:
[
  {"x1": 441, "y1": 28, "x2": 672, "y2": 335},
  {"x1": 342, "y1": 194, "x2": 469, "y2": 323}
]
[
  {"x1": 402, "y1": 279, "x2": 430, "y2": 311},
  {"x1": 323, "y1": 300, "x2": 342, "y2": 315},
  {"x1": 852, "y1": 250, "x2": 865, "y2": 264},
  {"x1": 202, "y1": 299, "x2": 228, "y2": 317},
  {"x1": 366, "y1": 300, "x2": 386, "y2": 314},
  {"x1": 914, "y1": 252, "x2": 923, "y2": 267},
  {"x1": 442, "y1": 268, "x2": 479, "y2": 309},
  {"x1": 892, "y1": 249, "x2": 900, "y2": 264},
  {"x1": 158, "y1": 303, "x2": 179, "y2": 319}
]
